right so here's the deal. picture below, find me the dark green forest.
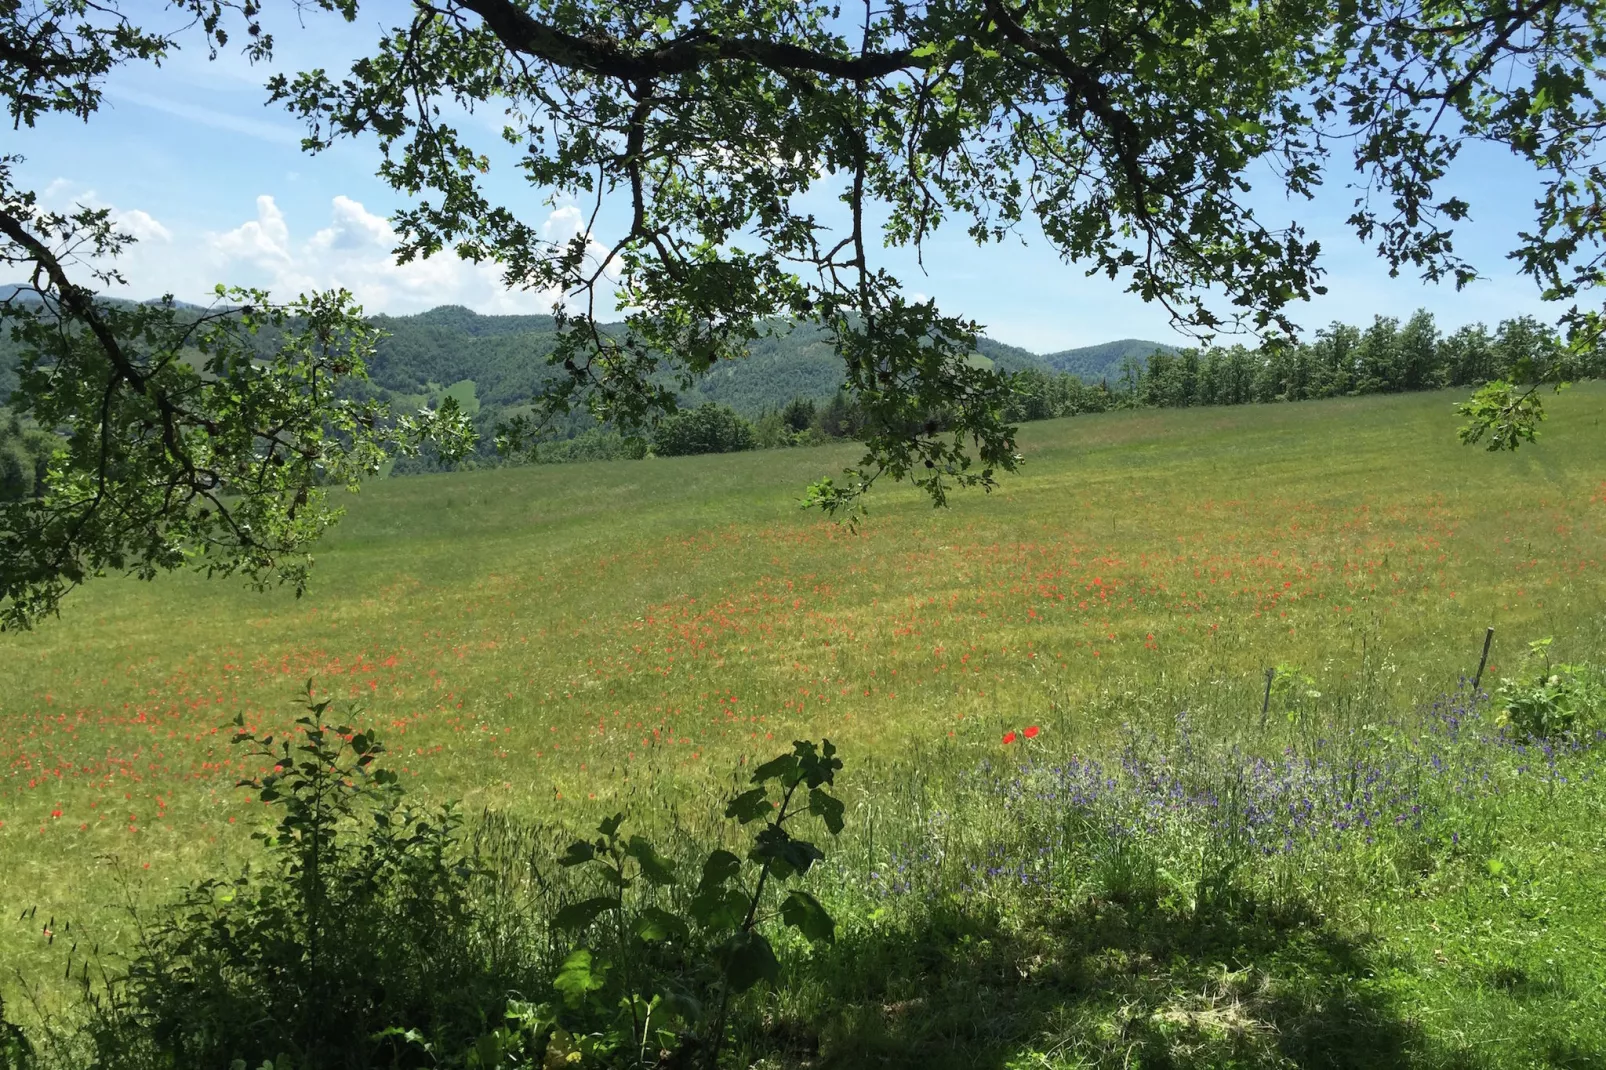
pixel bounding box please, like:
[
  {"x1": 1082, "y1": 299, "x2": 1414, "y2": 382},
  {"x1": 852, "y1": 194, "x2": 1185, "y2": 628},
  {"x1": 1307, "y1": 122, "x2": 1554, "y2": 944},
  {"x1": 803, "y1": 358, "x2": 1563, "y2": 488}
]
[
  {"x1": 353, "y1": 306, "x2": 1151, "y2": 421},
  {"x1": 0, "y1": 413, "x2": 51, "y2": 500},
  {"x1": 0, "y1": 299, "x2": 1169, "y2": 478},
  {"x1": 356, "y1": 306, "x2": 1599, "y2": 469},
  {"x1": 1, "y1": 299, "x2": 1598, "y2": 491}
]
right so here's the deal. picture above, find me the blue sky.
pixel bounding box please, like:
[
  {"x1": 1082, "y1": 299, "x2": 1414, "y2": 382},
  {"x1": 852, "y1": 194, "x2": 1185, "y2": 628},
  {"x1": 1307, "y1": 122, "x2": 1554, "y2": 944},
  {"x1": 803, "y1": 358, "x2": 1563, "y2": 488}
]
[{"x1": 10, "y1": 5, "x2": 1563, "y2": 354}]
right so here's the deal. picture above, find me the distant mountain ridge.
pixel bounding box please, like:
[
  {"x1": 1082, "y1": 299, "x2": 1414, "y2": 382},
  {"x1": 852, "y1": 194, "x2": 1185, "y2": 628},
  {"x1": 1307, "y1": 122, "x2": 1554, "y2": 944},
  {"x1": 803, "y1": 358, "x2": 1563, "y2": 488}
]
[
  {"x1": 363, "y1": 305, "x2": 1172, "y2": 413},
  {"x1": 0, "y1": 283, "x2": 207, "y2": 310},
  {"x1": 1, "y1": 292, "x2": 1174, "y2": 425},
  {"x1": 1040, "y1": 338, "x2": 1181, "y2": 379},
  {"x1": 0, "y1": 284, "x2": 41, "y2": 304}
]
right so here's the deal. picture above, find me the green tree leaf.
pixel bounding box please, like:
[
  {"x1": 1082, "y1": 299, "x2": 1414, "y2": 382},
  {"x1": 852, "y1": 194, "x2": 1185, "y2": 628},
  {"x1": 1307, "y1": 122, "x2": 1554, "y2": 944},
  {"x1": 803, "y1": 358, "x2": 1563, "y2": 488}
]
[
  {"x1": 553, "y1": 949, "x2": 607, "y2": 1008},
  {"x1": 719, "y1": 931, "x2": 779, "y2": 994},
  {"x1": 725, "y1": 787, "x2": 773, "y2": 824},
  {"x1": 779, "y1": 890, "x2": 835, "y2": 943},
  {"x1": 624, "y1": 836, "x2": 678, "y2": 886},
  {"x1": 552, "y1": 896, "x2": 617, "y2": 931}
]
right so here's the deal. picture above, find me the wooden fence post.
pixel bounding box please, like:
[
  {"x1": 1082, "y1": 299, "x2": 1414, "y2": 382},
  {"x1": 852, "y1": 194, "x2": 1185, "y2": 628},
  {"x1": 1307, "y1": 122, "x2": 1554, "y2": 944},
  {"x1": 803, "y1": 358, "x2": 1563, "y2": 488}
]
[{"x1": 1473, "y1": 627, "x2": 1495, "y2": 691}]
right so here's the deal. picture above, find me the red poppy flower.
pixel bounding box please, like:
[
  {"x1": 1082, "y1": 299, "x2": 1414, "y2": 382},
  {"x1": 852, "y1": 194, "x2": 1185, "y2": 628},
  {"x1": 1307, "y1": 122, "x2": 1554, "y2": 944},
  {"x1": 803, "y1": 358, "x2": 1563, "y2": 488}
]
[
  {"x1": 1024, "y1": 725, "x2": 1040, "y2": 739},
  {"x1": 50, "y1": 809, "x2": 62, "y2": 818},
  {"x1": 1002, "y1": 731, "x2": 1017, "y2": 744}
]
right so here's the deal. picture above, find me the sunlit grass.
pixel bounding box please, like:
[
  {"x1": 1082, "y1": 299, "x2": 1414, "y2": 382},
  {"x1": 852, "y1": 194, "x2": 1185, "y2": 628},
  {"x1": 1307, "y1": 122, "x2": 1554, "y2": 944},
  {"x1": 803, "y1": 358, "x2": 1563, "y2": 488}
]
[{"x1": 2, "y1": 385, "x2": 1604, "y2": 1055}]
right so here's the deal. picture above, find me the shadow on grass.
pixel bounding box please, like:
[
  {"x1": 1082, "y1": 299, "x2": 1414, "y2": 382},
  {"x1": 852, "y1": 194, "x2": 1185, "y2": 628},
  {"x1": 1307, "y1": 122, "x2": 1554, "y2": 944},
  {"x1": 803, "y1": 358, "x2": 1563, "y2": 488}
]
[{"x1": 754, "y1": 892, "x2": 1464, "y2": 1070}]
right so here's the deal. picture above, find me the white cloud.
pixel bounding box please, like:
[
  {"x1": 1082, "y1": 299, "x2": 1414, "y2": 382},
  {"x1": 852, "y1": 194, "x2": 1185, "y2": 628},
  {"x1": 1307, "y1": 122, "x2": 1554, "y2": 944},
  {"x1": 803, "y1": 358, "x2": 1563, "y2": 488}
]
[
  {"x1": 116, "y1": 208, "x2": 172, "y2": 244},
  {"x1": 539, "y1": 202, "x2": 621, "y2": 285},
  {"x1": 310, "y1": 195, "x2": 393, "y2": 252},
  {"x1": 199, "y1": 195, "x2": 606, "y2": 315},
  {"x1": 212, "y1": 195, "x2": 292, "y2": 264},
  {"x1": 37, "y1": 180, "x2": 171, "y2": 243},
  {"x1": 29, "y1": 181, "x2": 194, "y2": 297},
  {"x1": 543, "y1": 204, "x2": 585, "y2": 241},
  {"x1": 31, "y1": 182, "x2": 627, "y2": 317}
]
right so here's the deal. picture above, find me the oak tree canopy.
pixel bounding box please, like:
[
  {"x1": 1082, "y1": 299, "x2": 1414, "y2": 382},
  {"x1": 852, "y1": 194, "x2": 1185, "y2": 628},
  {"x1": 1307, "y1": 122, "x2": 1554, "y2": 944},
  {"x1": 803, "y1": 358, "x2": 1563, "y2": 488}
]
[{"x1": 2, "y1": 0, "x2": 1603, "y2": 627}]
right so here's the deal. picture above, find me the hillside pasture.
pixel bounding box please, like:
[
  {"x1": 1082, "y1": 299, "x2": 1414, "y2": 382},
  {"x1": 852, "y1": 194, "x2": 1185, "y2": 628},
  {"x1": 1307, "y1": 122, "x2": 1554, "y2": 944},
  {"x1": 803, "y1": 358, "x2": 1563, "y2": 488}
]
[{"x1": 2, "y1": 386, "x2": 1605, "y2": 1065}]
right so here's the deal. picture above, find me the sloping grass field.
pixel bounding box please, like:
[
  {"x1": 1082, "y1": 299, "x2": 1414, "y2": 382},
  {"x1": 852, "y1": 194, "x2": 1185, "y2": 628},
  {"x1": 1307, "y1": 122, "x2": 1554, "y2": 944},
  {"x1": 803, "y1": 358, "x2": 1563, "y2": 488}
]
[{"x1": 3, "y1": 385, "x2": 1606, "y2": 1066}]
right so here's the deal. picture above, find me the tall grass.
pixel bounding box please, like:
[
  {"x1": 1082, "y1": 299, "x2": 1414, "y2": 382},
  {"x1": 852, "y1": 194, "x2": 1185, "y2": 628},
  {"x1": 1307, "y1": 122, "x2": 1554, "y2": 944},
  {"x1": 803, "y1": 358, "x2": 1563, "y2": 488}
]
[
  {"x1": 9, "y1": 659, "x2": 1603, "y2": 1068},
  {"x1": 2, "y1": 385, "x2": 1605, "y2": 1066}
]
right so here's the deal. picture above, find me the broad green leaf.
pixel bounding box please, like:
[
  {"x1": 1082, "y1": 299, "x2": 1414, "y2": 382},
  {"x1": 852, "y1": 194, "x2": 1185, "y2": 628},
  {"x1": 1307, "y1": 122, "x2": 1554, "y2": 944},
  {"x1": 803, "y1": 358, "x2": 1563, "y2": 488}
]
[
  {"x1": 633, "y1": 906, "x2": 690, "y2": 944},
  {"x1": 750, "y1": 753, "x2": 798, "y2": 784},
  {"x1": 720, "y1": 930, "x2": 779, "y2": 993},
  {"x1": 800, "y1": 740, "x2": 842, "y2": 787},
  {"x1": 808, "y1": 787, "x2": 845, "y2": 834},
  {"x1": 472, "y1": 1031, "x2": 504, "y2": 1067},
  {"x1": 625, "y1": 835, "x2": 678, "y2": 886},
  {"x1": 557, "y1": 841, "x2": 596, "y2": 867},
  {"x1": 779, "y1": 889, "x2": 835, "y2": 943},
  {"x1": 698, "y1": 849, "x2": 743, "y2": 892},
  {"x1": 552, "y1": 896, "x2": 617, "y2": 930},
  {"x1": 553, "y1": 948, "x2": 607, "y2": 1008},
  {"x1": 751, "y1": 824, "x2": 824, "y2": 878},
  {"x1": 689, "y1": 887, "x2": 748, "y2": 931},
  {"x1": 725, "y1": 787, "x2": 773, "y2": 824}
]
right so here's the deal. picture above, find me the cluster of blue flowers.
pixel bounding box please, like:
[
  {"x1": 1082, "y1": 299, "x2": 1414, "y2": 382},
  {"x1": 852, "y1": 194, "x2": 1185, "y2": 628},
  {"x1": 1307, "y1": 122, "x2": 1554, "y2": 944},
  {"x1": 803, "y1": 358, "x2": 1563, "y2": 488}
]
[{"x1": 865, "y1": 682, "x2": 1600, "y2": 902}]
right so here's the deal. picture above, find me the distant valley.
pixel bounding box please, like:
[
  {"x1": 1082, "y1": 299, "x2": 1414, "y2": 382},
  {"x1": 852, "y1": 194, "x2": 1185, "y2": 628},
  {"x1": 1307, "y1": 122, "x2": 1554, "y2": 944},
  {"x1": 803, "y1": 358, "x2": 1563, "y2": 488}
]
[
  {"x1": 354, "y1": 304, "x2": 1172, "y2": 421},
  {"x1": 1, "y1": 294, "x2": 1174, "y2": 462}
]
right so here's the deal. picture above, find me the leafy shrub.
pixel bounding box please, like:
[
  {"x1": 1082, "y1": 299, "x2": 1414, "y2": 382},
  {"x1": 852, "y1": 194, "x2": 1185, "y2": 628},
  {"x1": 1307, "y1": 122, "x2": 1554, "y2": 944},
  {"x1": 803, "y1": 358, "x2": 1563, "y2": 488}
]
[
  {"x1": 461, "y1": 739, "x2": 845, "y2": 1069},
  {"x1": 57, "y1": 687, "x2": 843, "y2": 1070},
  {"x1": 0, "y1": 415, "x2": 54, "y2": 502},
  {"x1": 779, "y1": 398, "x2": 816, "y2": 434},
  {"x1": 651, "y1": 405, "x2": 756, "y2": 457},
  {"x1": 0, "y1": 992, "x2": 33, "y2": 1070},
  {"x1": 1267, "y1": 663, "x2": 1323, "y2": 725},
  {"x1": 537, "y1": 429, "x2": 649, "y2": 464},
  {"x1": 80, "y1": 686, "x2": 512, "y2": 1070},
  {"x1": 1496, "y1": 638, "x2": 1604, "y2": 740},
  {"x1": 750, "y1": 409, "x2": 792, "y2": 449}
]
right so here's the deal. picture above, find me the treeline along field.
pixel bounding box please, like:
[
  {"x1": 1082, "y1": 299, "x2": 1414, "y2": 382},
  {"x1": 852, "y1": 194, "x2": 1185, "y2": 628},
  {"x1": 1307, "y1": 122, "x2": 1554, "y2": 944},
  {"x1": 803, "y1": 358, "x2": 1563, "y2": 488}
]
[
  {"x1": 2, "y1": 386, "x2": 1604, "y2": 1064},
  {"x1": 4, "y1": 302, "x2": 1592, "y2": 480}
]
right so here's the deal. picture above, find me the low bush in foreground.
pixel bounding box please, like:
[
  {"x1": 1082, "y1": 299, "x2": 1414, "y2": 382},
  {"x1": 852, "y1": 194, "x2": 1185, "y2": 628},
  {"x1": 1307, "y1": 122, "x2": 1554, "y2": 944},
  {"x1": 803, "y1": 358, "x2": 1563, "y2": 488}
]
[
  {"x1": 7, "y1": 661, "x2": 1606, "y2": 1069},
  {"x1": 1495, "y1": 637, "x2": 1605, "y2": 742}
]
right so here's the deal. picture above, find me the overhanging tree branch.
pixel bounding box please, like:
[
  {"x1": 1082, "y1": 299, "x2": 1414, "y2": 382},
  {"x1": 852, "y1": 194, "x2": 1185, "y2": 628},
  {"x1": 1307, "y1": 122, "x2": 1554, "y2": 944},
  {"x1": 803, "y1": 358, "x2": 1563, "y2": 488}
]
[{"x1": 448, "y1": 0, "x2": 916, "y2": 82}]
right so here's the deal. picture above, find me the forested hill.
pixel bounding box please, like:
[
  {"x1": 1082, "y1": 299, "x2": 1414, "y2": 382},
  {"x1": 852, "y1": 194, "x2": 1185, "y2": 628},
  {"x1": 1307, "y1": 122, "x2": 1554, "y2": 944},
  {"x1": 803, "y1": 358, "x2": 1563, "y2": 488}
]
[
  {"x1": 3, "y1": 295, "x2": 1600, "y2": 483},
  {"x1": 0, "y1": 291, "x2": 1166, "y2": 443},
  {"x1": 1039, "y1": 338, "x2": 1182, "y2": 379},
  {"x1": 358, "y1": 305, "x2": 1163, "y2": 417},
  {"x1": 0, "y1": 297, "x2": 1170, "y2": 475}
]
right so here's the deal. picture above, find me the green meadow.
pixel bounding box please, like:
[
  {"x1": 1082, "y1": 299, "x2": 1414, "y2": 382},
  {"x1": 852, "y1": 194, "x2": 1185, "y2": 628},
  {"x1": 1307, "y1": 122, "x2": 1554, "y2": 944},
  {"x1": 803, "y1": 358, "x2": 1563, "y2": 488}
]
[{"x1": 4, "y1": 385, "x2": 1606, "y2": 1067}]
